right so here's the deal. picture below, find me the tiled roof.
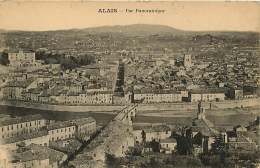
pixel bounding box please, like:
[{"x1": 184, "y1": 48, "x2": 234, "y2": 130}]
[
  {"x1": 47, "y1": 121, "x2": 75, "y2": 130},
  {"x1": 2, "y1": 130, "x2": 48, "y2": 144}
]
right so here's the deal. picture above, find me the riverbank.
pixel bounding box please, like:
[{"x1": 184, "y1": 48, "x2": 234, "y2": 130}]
[{"x1": 1, "y1": 98, "x2": 260, "y2": 113}]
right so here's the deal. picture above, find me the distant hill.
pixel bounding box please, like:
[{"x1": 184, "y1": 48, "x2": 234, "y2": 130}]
[
  {"x1": 1, "y1": 24, "x2": 259, "y2": 37},
  {"x1": 82, "y1": 24, "x2": 184, "y2": 36}
]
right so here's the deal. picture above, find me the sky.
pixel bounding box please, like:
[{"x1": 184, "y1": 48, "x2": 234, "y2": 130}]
[{"x1": 0, "y1": 1, "x2": 259, "y2": 32}]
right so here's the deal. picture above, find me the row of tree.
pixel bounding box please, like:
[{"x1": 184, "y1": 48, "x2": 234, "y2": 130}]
[{"x1": 35, "y1": 51, "x2": 95, "y2": 70}]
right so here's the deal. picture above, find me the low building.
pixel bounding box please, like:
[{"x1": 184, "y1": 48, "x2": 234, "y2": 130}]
[
  {"x1": 159, "y1": 138, "x2": 177, "y2": 154},
  {"x1": 227, "y1": 87, "x2": 243, "y2": 100},
  {"x1": 188, "y1": 89, "x2": 225, "y2": 102},
  {"x1": 133, "y1": 90, "x2": 182, "y2": 103},
  {"x1": 7, "y1": 144, "x2": 67, "y2": 168},
  {"x1": 0, "y1": 130, "x2": 49, "y2": 151},
  {"x1": 47, "y1": 121, "x2": 76, "y2": 142},
  {"x1": 133, "y1": 125, "x2": 171, "y2": 144},
  {"x1": 0, "y1": 114, "x2": 46, "y2": 140},
  {"x1": 55, "y1": 91, "x2": 113, "y2": 105},
  {"x1": 71, "y1": 117, "x2": 96, "y2": 138}
]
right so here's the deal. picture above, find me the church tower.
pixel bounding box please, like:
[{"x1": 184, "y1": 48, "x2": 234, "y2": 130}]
[{"x1": 184, "y1": 54, "x2": 192, "y2": 68}]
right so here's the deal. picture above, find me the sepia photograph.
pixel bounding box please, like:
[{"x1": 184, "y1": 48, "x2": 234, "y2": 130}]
[{"x1": 0, "y1": 1, "x2": 259, "y2": 168}]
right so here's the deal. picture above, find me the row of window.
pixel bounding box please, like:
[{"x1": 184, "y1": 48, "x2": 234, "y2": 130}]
[
  {"x1": 50, "y1": 127, "x2": 75, "y2": 134},
  {"x1": 1, "y1": 121, "x2": 42, "y2": 132},
  {"x1": 1, "y1": 129, "x2": 38, "y2": 139},
  {"x1": 50, "y1": 134, "x2": 73, "y2": 141}
]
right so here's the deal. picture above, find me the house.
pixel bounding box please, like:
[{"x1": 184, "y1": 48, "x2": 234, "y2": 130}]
[
  {"x1": 7, "y1": 144, "x2": 67, "y2": 168},
  {"x1": 133, "y1": 125, "x2": 171, "y2": 144},
  {"x1": 159, "y1": 138, "x2": 177, "y2": 154},
  {"x1": 226, "y1": 130, "x2": 237, "y2": 142},
  {"x1": 234, "y1": 125, "x2": 247, "y2": 132}
]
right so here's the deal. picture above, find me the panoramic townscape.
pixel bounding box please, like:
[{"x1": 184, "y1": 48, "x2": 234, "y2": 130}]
[{"x1": 0, "y1": 24, "x2": 259, "y2": 168}]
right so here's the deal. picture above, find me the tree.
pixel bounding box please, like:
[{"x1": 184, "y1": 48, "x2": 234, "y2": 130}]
[
  {"x1": 150, "y1": 140, "x2": 160, "y2": 152},
  {"x1": 141, "y1": 130, "x2": 146, "y2": 143},
  {"x1": 0, "y1": 52, "x2": 9, "y2": 65},
  {"x1": 105, "y1": 153, "x2": 121, "y2": 168}
]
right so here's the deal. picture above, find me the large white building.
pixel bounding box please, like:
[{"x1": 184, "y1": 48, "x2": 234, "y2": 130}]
[
  {"x1": 8, "y1": 51, "x2": 42, "y2": 70},
  {"x1": 133, "y1": 90, "x2": 182, "y2": 103},
  {"x1": 55, "y1": 91, "x2": 113, "y2": 105},
  {"x1": 188, "y1": 89, "x2": 225, "y2": 102},
  {"x1": 0, "y1": 114, "x2": 46, "y2": 140}
]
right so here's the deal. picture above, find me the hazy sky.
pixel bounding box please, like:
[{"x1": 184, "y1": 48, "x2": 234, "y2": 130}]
[{"x1": 0, "y1": 1, "x2": 259, "y2": 32}]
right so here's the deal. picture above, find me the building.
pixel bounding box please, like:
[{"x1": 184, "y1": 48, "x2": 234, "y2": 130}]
[
  {"x1": 71, "y1": 117, "x2": 96, "y2": 139},
  {"x1": 0, "y1": 130, "x2": 49, "y2": 151},
  {"x1": 2, "y1": 78, "x2": 35, "y2": 100},
  {"x1": 55, "y1": 91, "x2": 113, "y2": 105},
  {"x1": 133, "y1": 125, "x2": 171, "y2": 144},
  {"x1": 0, "y1": 114, "x2": 46, "y2": 140},
  {"x1": 8, "y1": 51, "x2": 36, "y2": 66},
  {"x1": 133, "y1": 90, "x2": 182, "y2": 103},
  {"x1": 227, "y1": 87, "x2": 243, "y2": 100},
  {"x1": 188, "y1": 89, "x2": 225, "y2": 102},
  {"x1": 184, "y1": 54, "x2": 192, "y2": 68},
  {"x1": 159, "y1": 138, "x2": 177, "y2": 154},
  {"x1": 8, "y1": 51, "x2": 42, "y2": 70},
  {"x1": 47, "y1": 121, "x2": 76, "y2": 142},
  {"x1": 6, "y1": 144, "x2": 67, "y2": 168}
]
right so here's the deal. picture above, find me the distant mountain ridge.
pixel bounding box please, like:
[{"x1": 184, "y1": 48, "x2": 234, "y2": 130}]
[
  {"x1": 83, "y1": 24, "x2": 184, "y2": 35},
  {"x1": 1, "y1": 24, "x2": 259, "y2": 36}
]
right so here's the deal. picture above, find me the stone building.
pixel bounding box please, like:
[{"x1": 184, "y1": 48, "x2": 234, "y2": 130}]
[{"x1": 0, "y1": 114, "x2": 46, "y2": 140}]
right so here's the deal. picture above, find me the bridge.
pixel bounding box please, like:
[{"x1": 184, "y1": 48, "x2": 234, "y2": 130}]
[{"x1": 69, "y1": 104, "x2": 138, "y2": 168}]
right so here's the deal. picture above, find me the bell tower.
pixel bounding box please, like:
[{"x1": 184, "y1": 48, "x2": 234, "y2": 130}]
[{"x1": 184, "y1": 54, "x2": 192, "y2": 68}]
